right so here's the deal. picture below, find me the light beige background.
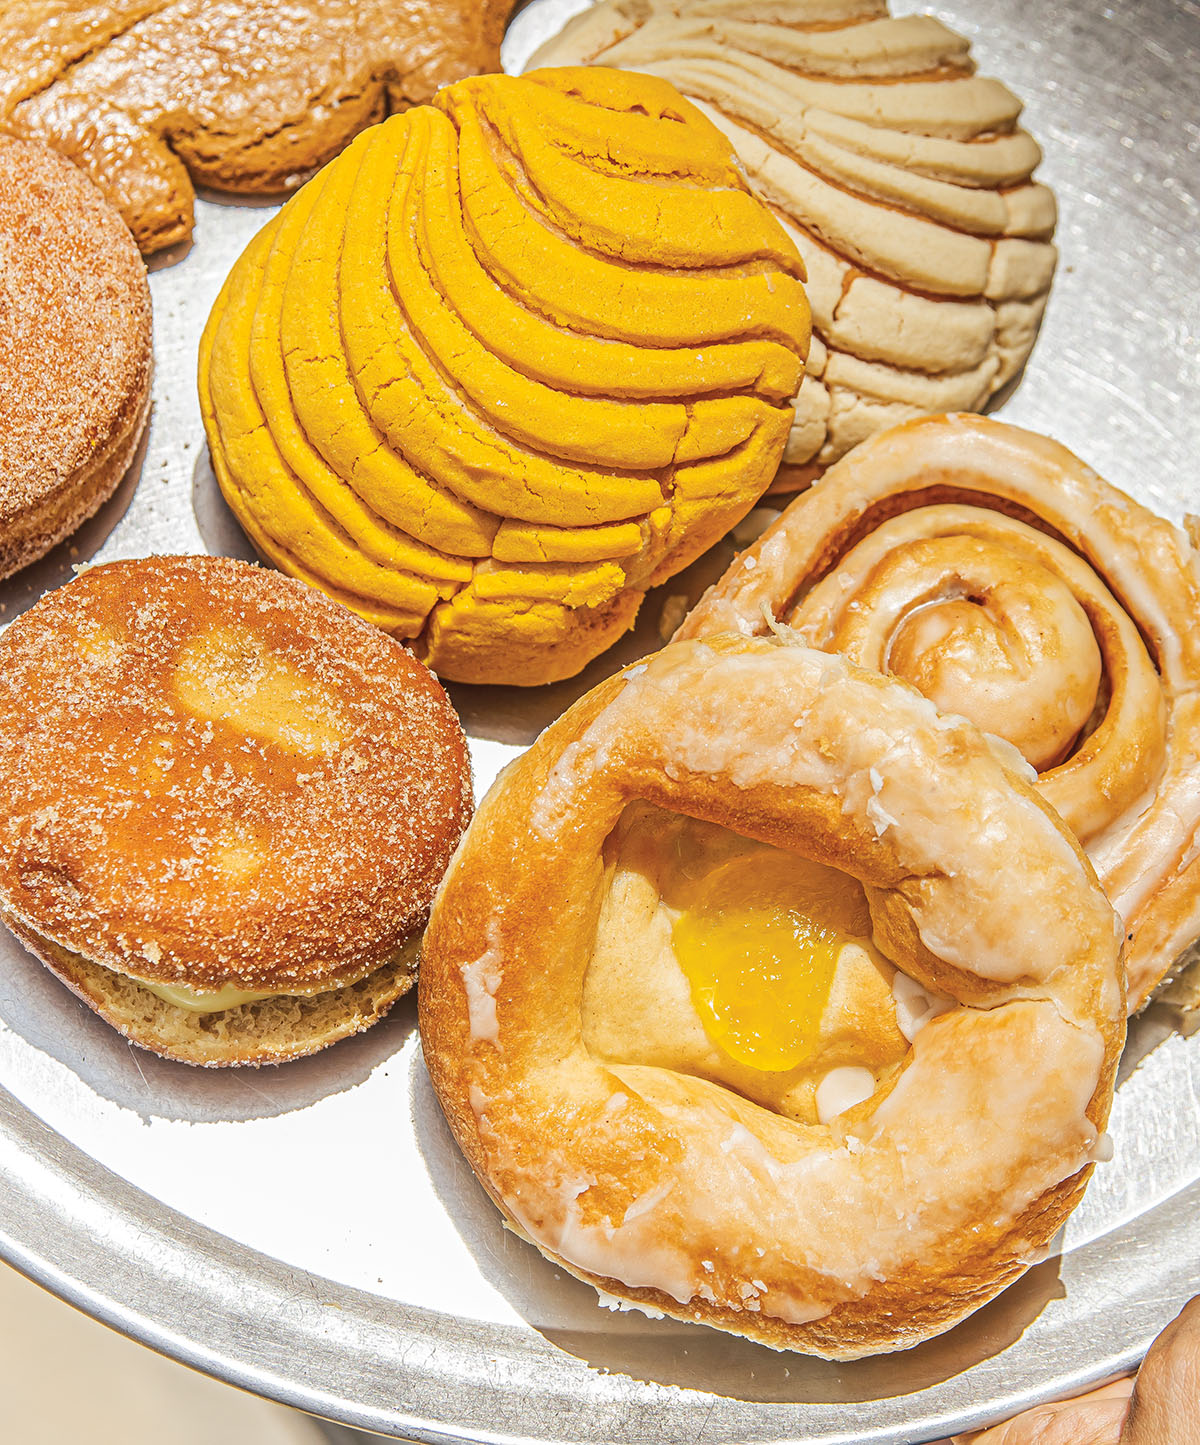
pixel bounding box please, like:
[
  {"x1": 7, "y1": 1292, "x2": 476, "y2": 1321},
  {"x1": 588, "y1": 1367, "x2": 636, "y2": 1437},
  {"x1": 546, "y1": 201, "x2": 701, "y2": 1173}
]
[
  {"x1": 0, "y1": 1261, "x2": 961, "y2": 1443},
  {"x1": 0, "y1": 1262, "x2": 337, "y2": 1445}
]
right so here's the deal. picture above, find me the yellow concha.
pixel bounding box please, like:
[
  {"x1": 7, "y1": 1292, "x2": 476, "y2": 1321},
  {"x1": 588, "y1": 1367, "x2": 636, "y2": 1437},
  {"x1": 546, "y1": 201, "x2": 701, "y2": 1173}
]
[{"x1": 199, "y1": 66, "x2": 810, "y2": 685}]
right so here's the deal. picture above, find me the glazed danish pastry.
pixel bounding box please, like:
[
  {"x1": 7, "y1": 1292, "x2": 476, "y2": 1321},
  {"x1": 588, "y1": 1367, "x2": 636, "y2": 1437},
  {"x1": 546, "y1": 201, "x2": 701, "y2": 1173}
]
[
  {"x1": 420, "y1": 636, "x2": 1124, "y2": 1357},
  {"x1": 678, "y1": 413, "x2": 1200, "y2": 1011}
]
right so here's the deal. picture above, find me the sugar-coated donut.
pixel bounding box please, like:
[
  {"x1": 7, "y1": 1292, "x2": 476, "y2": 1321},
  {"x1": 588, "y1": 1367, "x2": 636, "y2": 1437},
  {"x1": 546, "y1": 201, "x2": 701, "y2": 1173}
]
[
  {"x1": 0, "y1": 556, "x2": 472, "y2": 1066},
  {"x1": 0, "y1": 135, "x2": 151, "y2": 579},
  {"x1": 419, "y1": 635, "x2": 1125, "y2": 1358},
  {"x1": 678, "y1": 413, "x2": 1200, "y2": 1012}
]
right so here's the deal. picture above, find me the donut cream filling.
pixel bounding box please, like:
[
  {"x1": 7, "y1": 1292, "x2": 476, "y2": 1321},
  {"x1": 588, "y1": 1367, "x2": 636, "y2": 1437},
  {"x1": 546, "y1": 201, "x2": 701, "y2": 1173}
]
[
  {"x1": 140, "y1": 980, "x2": 279, "y2": 1013},
  {"x1": 132, "y1": 933, "x2": 425, "y2": 1014}
]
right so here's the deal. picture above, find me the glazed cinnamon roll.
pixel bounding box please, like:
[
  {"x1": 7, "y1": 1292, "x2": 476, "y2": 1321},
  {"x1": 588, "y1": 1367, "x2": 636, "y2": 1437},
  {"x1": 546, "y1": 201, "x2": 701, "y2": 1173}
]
[{"x1": 678, "y1": 414, "x2": 1200, "y2": 1011}]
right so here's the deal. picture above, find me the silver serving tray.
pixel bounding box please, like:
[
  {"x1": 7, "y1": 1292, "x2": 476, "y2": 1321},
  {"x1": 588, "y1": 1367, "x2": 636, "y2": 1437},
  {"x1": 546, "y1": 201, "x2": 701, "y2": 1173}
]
[{"x1": 1, "y1": 2, "x2": 1198, "y2": 1440}]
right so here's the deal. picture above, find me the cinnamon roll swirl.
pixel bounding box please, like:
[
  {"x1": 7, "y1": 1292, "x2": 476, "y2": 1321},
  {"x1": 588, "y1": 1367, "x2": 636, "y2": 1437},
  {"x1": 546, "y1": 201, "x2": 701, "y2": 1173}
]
[{"x1": 678, "y1": 414, "x2": 1200, "y2": 1010}]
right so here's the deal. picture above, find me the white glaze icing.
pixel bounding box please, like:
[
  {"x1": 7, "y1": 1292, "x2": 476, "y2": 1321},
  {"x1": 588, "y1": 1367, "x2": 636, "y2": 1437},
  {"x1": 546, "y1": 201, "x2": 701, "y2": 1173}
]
[
  {"x1": 460, "y1": 923, "x2": 503, "y2": 1045},
  {"x1": 1090, "y1": 1132, "x2": 1115, "y2": 1163},
  {"x1": 588, "y1": 640, "x2": 1099, "y2": 989},
  {"x1": 594, "y1": 1289, "x2": 665, "y2": 1319},
  {"x1": 550, "y1": 1181, "x2": 698, "y2": 1307},
  {"x1": 815, "y1": 1066, "x2": 877, "y2": 1124},
  {"x1": 891, "y1": 971, "x2": 955, "y2": 1043}
]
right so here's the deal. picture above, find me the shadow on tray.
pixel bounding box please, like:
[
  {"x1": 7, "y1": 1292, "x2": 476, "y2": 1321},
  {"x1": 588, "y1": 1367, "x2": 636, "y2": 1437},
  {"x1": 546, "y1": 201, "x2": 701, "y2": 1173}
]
[
  {"x1": 0, "y1": 928, "x2": 418, "y2": 1124},
  {"x1": 408, "y1": 1050, "x2": 1074, "y2": 1404},
  {"x1": 191, "y1": 447, "x2": 259, "y2": 564},
  {"x1": 0, "y1": 426, "x2": 148, "y2": 629}
]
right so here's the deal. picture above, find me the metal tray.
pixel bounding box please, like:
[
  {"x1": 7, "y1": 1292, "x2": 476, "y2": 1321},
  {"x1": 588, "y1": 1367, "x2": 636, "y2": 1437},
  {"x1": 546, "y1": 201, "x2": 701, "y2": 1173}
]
[{"x1": 1, "y1": 1, "x2": 1197, "y2": 1440}]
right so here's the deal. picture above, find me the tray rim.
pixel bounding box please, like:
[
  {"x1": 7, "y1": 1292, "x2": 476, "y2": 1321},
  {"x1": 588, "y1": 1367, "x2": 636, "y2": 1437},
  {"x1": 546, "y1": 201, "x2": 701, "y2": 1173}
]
[
  {"x1": 4, "y1": 1067, "x2": 1193, "y2": 1445},
  {"x1": 2, "y1": 0, "x2": 1199, "y2": 1438}
]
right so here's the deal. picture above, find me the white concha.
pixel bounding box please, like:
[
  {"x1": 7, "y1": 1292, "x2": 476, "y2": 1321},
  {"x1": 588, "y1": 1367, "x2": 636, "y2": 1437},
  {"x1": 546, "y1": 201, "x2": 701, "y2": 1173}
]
[{"x1": 529, "y1": 0, "x2": 1058, "y2": 490}]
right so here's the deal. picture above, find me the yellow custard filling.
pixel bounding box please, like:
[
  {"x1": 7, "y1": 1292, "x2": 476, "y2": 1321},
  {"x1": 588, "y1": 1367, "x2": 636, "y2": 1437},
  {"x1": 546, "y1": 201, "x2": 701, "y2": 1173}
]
[
  {"x1": 141, "y1": 980, "x2": 278, "y2": 1014},
  {"x1": 134, "y1": 935, "x2": 422, "y2": 1015},
  {"x1": 584, "y1": 805, "x2": 910, "y2": 1124},
  {"x1": 670, "y1": 852, "x2": 852, "y2": 1073}
]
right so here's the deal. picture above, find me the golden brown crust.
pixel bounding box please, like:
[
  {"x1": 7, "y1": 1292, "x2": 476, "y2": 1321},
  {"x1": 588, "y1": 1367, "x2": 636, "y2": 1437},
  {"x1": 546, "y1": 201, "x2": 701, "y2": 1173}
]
[
  {"x1": 420, "y1": 635, "x2": 1124, "y2": 1358},
  {"x1": 679, "y1": 413, "x2": 1200, "y2": 1011},
  {"x1": 4, "y1": 911, "x2": 416, "y2": 1067},
  {"x1": 0, "y1": 134, "x2": 151, "y2": 578},
  {"x1": 0, "y1": 0, "x2": 520, "y2": 254},
  {"x1": 0, "y1": 556, "x2": 472, "y2": 1020}
]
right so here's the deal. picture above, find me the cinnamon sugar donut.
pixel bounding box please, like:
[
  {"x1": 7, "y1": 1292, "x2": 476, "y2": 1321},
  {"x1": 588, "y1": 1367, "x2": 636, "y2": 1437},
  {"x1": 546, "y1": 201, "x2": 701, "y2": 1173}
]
[
  {"x1": 420, "y1": 635, "x2": 1124, "y2": 1357},
  {"x1": 0, "y1": 135, "x2": 151, "y2": 579},
  {"x1": 678, "y1": 413, "x2": 1200, "y2": 1011},
  {"x1": 0, "y1": 556, "x2": 472, "y2": 1066}
]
